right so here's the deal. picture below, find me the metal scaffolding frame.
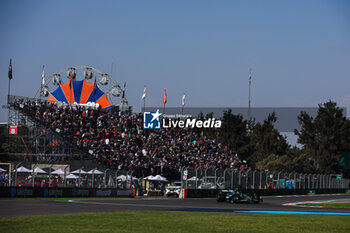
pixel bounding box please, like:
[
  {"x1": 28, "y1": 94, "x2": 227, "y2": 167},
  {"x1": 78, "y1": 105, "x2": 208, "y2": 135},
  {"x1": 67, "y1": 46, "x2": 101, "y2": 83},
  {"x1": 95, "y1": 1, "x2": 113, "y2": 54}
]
[{"x1": 3, "y1": 95, "x2": 84, "y2": 161}]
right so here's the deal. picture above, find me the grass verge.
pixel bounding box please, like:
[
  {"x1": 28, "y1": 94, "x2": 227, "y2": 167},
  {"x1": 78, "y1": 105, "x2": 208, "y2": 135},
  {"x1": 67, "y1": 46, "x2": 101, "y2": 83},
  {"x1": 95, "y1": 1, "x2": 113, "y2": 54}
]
[{"x1": 0, "y1": 210, "x2": 350, "y2": 233}]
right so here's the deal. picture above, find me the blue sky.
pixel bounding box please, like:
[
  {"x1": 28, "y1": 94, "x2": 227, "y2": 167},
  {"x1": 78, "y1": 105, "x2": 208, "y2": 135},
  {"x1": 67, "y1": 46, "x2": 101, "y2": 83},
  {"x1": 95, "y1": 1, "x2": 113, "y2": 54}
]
[{"x1": 0, "y1": 0, "x2": 349, "y2": 144}]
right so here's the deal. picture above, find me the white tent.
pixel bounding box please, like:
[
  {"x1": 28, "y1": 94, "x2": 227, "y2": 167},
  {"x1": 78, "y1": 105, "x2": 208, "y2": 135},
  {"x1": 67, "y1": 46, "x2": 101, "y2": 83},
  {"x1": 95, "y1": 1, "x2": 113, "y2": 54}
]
[
  {"x1": 71, "y1": 169, "x2": 88, "y2": 174},
  {"x1": 117, "y1": 175, "x2": 138, "y2": 181},
  {"x1": 14, "y1": 166, "x2": 31, "y2": 173},
  {"x1": 51, "y1": 168, "x2": 66, "y2": 175},
  {"x1": 30, "y1": 167, "x2": 47, "y2": 174},
  {"x1": 66, "y1": 174, "x2": 80, "y2": 179},
  {"x1": 87, "y1": 169, "x2": 104, "y2": 175},
  {"x1": 188, "y1": 176, "x2": 199, "y2": 181},
  {"x1": 0, "y1": 168, "x2": 6, "y2": 172},
  {"x1": 154, "y1": 175, "x2": 168, "y2": 182},
  {"x1": 144, "y1": 175, "x2": 155, "y2": 180},
  {"x1": 145, "y1": 175, "x2": 168, "y2": 182}
]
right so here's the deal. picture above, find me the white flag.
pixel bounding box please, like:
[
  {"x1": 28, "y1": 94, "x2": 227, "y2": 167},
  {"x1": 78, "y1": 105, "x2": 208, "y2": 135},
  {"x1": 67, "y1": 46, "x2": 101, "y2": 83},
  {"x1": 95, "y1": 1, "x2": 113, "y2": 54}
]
[
  {"x1": 141, "y1": 87, "x2": 146, "y2": 100},
  {"x1": 182, "y1": 94, "x2": 186, "y2": 106},
  {"x1": 41, "y1": 65, "x2": 45, "y2": 86}
]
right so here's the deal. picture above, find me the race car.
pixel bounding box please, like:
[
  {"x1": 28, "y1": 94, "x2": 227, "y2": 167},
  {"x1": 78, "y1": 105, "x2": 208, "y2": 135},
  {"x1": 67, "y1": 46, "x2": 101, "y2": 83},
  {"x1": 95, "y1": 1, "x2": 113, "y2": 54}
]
[
  {"x1": 216, "y1": 189, "x2": 262, "y2": 204},
  {"x1": 165, "y1": 182, "x2": 182, "y2": 197}
]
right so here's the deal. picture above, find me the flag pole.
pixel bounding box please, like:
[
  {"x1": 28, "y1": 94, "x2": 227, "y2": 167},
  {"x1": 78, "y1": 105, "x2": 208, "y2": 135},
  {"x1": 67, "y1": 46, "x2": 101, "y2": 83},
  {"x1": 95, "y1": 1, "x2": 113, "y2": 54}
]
[
  {"x1": 181, "y1": 93, "x2": 185, "y2": 115},
  {"x1": 7, "y1": 59, "x2": 12, "y2": 142},
  {"x1": 7, "y1": 59, "x2": 12, "y2": 104},
  {"x1": 142, "y1": 86, "x2": 146, "y2": 112},
  {"x1": 7, "y1": 76, "x2": 11, "y2": 104},
  {"x1": 248, "y1": 68, "x2": 252, "y2": 124},
  {"x1": 162, "y1": 89, "x2": 166, "y2": 114},
  {"x1": 40, "y1": 65, "x2": 44, "y2": 101}
]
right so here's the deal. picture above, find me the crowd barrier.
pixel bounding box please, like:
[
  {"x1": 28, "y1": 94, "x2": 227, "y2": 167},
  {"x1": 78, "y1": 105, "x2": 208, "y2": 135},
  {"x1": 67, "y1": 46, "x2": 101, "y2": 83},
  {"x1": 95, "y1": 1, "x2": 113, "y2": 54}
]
[{"x1": 0, "y1": 187, "x2": 134, "y2": 198}]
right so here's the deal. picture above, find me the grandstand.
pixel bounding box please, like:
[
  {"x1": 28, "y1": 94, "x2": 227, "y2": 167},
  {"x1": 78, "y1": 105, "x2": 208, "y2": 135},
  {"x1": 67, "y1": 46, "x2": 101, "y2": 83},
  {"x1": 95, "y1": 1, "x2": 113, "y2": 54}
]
[
  {"x1": 3, "y1": 66, "x2": 246, "y2": 181},
  {"x1": 7, "y1": 94, "x2": 246, "y2": 180}
]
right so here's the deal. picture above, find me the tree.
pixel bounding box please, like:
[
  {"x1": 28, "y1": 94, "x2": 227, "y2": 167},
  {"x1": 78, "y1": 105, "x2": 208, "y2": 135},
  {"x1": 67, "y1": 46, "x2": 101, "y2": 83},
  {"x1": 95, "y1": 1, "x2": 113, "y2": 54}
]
[
  {"x1": 256, "y1": 154, "x2": 293, "y2": 172},
  {"x1": 217, "y1": 109, "x2": 251, "y2": 160},
  {"x1": 249, "y1": 113, "x2": 289, "y2": 164},
  {"x1": 295, "y1": 101, "x2": 350, "y2": 174}
]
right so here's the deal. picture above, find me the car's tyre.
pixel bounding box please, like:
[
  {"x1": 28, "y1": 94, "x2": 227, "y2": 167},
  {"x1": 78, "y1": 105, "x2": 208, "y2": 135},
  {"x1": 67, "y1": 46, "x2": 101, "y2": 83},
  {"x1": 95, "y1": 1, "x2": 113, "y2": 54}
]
[
  {"x1": 216, "y1": 194, "x2": 225, "y2": 202},
  {"x1": 252, "y1": 193, "x2": 260, "y2": 204}
]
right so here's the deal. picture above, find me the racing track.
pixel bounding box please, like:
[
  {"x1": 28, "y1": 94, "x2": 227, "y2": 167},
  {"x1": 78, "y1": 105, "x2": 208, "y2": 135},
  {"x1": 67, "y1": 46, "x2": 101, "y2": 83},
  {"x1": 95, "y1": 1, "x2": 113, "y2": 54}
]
[{"x1": 0, "y1": 194, "x2": 350, "y2": 217}]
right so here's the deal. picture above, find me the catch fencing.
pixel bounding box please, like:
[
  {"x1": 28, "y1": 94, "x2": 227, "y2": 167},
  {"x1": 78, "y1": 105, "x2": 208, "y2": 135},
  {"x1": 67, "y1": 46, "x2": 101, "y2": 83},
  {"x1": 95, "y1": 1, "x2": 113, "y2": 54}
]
[{"x1": 180, "y1": 167, "x2": 350, "y2": 190}]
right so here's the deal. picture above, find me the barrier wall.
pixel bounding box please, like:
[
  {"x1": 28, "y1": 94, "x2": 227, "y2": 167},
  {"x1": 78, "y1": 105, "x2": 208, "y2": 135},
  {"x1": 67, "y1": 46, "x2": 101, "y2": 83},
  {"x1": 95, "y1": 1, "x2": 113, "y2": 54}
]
[{"x1": 0, "y1": 187, "x2": 133, "y2": 198}]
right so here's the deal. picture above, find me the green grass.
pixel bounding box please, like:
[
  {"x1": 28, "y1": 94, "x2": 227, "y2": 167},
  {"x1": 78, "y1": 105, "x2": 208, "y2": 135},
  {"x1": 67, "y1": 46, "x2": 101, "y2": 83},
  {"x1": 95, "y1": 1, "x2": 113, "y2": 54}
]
[
  {"x1": 299, "y1": 203, "x2": 350, "y2": 208},
  {"x1": 1, "y1": 211, "x2": 350, "y2": 233}
]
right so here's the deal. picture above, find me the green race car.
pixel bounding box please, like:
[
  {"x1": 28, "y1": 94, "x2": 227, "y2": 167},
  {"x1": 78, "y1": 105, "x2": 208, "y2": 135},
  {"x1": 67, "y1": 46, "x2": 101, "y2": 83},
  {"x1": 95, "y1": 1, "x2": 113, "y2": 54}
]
[{"x1": 216, "y1": 189, "x2": 262, "y2": 204}]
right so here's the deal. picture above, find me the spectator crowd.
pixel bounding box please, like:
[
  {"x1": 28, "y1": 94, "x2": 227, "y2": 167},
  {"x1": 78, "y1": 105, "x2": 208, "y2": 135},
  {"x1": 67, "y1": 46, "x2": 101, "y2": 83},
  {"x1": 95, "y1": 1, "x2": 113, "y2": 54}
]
[{"x1": 14, "y1": 98, "x2": 248, "y2": 178}]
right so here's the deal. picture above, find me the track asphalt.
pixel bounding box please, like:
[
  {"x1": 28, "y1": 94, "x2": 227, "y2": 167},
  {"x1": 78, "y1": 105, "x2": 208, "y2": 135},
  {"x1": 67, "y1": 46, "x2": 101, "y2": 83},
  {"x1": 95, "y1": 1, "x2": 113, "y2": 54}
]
[{"x1": 0, "y1": 194, "x2": 350, "y2": 217}]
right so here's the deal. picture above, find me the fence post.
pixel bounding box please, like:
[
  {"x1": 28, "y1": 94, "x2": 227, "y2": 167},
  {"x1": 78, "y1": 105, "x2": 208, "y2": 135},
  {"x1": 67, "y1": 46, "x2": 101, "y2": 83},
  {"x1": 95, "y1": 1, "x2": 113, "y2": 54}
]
[
  {"x1": 115, "y1": 170, "x2": 120, "y2": 189},
  {"x1": 266, "y1": 172, "x2": 270, "y2": 189},
  {"x1": 231, "y1": 170, "x2": 234, "y2": 189},
  {"x1": 32, "y1": 164, "x2": 37, "y2": 188},
  {"x1": 185, "y1": 166, "x2": 189, "y2": 189},
  {"x1": 239, "y1": 170, "x2": 242, "y2": 188},
  {"x1": 293, "y1": 173, "x2": 296, "y2": 189},
  {"x1": 195, "y1": 167, "x2": 199, "y2": 189},
  {"x1": 259, "y1": 171, "x2": 262, "y2": 189},
  {"x1": 245, "y1": 171, "x2": 248, "y2": 189},
  {"x1": 277, "y1": 172, "x2": 281, "y2": 189},
  {"x1": 215, "y1": 168, "x2": 219, "y2": 188},
  {"x1": 104, "y1": 168, "x2": 110, "y2": 187},
  {"x1": 78, "y1": 167, "x2": 84, "y2": 188},
  {"x1": 14, "y1": 162, "x2": 21, "y2": 187},
  {"x1": 223, "y1": 169, "x2": 227, "y2": 189},
  {"x1": 180, "y1": 167, "x2": 184, "y2": 189},
  {"x1": 314, "y1": 174, "x2": 317, "y2": 189},
  {"x1": 308, "y1": 174, "x2": 311, "y2": 189},
  {"x1": 252, "y1": 170, "x2": 256, "y2": 189},
  {"x1": 127, "y1": 170, "x2": 134, "y2": 189},
  {"x1": 92, "y1": 168, "x2": 95, "y2": 188},
  {"x1": 64, "y1": 165, "x2": 69, "y2": 187}
]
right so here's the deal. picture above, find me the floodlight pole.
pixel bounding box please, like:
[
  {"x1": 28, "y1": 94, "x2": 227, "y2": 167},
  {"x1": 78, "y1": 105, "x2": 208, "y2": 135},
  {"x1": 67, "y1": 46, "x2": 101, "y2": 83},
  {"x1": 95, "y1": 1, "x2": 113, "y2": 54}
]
[
  {"x1": 143, "y1": 98, "x2": 146, "y2": 112},
  {"x1": 7, "y1": 70, "x2": 11, "y2": 151},
  {"x1": 248, "y1": 68, "x2": 252, "y2": 124}
]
